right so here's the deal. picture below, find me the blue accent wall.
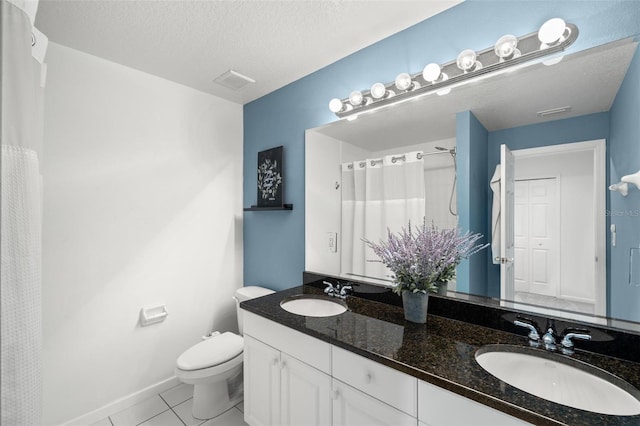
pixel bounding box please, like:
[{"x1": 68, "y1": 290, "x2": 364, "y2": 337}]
[
  {"x1": 243, "y1": 1, "x2": 640, "y2": 291},
  {"x1": 456, "y1": 111, "x2": 489, "y2": 295},
  {"x1": 609, "y1": 45, "x2": 640, "y2": 322}
]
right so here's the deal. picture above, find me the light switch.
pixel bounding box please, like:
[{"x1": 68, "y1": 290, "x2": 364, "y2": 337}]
[
  {"x1": 611, "y1": 224, "x2": 616, "y2": 247},
  {"x1": 327, "y1": 232, "x2": 337, "y2": 253}
]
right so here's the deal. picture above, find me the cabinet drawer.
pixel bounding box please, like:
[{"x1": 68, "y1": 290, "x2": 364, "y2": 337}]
[
  {"x1": 332, "y1": 345, "x2": 417, "y2": 416},
  {"x1": 418, "y1": 380, "x2": 531, "y2": 425},
  {"x1": 333, "y1": 379, "x2": 417, "y2": 426},
  {"x1": 243, "y1": 311, "x2": 331, "y2": 374}
]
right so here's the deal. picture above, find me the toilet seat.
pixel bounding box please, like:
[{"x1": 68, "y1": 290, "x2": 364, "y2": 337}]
[
  {"x1": 177, "y1": 332, "x2": 243, "y2": 371},
  {"x1": 176, "y1": 352, "x2": 243, "y2": 384}
]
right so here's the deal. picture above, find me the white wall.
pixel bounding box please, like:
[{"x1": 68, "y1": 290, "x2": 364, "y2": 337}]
[
  {"x1": 304, "y1": 131, "x2": 342, "y2": 276},
  {"x1": 42, "y1": 43, "x2": 243, "y2": 425}
]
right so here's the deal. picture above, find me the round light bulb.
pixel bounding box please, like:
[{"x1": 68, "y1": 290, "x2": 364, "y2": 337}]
[
  {"x1": 348, "y1": 90, "x2": 364, "y2": 106},
  {"x1": 494, "y1": 34, "x2": 519, "y2": 59},
  {"x1": 422, "y1": 63, "x2": 442, "y2": 83},
  {"x1": 370, "y1": 83, "x2": 387, "y2": 99},
  {"x1": 538, "y1": 18, "x2": 568, "y2": 45},
  {"x1": 394, "y1": 73, "x2": 413, "y2": 91},
  {"x1": 329, "y1": 98, "x2": 343, "y2": 113},
  {"x1": 456, "y1": 49, "x2": 481, "y2": 72}
]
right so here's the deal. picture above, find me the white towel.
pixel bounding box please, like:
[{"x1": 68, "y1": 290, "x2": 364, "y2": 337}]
[{"x1": 490, "y1": 165, "x2": 501, "y2": 264}]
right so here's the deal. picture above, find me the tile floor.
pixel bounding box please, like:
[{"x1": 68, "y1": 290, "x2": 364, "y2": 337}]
[{"x1": 89, "y1": 383, "x2": 248, "y2": 426}]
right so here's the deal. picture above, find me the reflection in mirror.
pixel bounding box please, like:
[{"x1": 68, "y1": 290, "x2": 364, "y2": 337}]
[{"x1": 305, "y1": 35, "x2": 640, "y2": 328}]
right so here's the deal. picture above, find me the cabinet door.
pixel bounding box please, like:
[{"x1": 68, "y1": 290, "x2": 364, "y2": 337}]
[
  {"x1": 332, "y1": 380, "x2": 417, "y2": 426},
  {"x1": 244, "y1": 335, "x2": 281, "y2": 426},
  {"x1": 280, "y1": 353, "x2": 331, "y2": 426}
]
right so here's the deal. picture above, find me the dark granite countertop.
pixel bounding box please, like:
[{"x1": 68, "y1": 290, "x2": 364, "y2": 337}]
[{"x1": 240, "y1": 284, "x2": 640, "y2": 426}]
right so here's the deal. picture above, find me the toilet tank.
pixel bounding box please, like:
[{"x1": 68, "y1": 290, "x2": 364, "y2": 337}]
[{"x1": 234, "y1": 286, "x2": 275, "y2": 335}]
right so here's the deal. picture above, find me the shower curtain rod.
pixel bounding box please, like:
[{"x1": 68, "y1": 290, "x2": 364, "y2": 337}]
[{"x1": 347, "y1": 148, "x2": 455, "y2": 169}]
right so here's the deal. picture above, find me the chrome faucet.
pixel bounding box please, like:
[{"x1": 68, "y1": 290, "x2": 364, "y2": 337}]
[
  {"x1": 560, "y1": 332, "x2": 591, "y2": 355},
  {"x1": 542, "y1": 328, "x2": 558, "y2": 351},
  {"x1": 541, "y1": 319, "x2": 559, "y2": 351},
  {"x1": 323, "y1": 281, "x2": 352, "y2": 300},
  {"x1": 515, "y1": 317, "x2": 592, "y2": 355}
]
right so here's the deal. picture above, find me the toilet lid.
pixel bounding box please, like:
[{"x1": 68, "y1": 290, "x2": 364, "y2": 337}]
[{"x1": 177, "y1": 332, "x2": 243, "y2": 370}]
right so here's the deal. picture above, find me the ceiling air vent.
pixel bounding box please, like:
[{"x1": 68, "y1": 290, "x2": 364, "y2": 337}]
[
  {"x1": 536, "y1": 106, "x2": 572, "y2": 118},
  {"x1": 213, "y1": 69, "x2": 255, "y2": 90}
]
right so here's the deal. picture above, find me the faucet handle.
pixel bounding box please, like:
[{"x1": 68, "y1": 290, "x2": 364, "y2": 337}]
[
  {"x1": 561, "y1": 332, "x2": 592, "y2": 349},
  {"x1": 514, "y1": 320, "x2": 540, "y2": 341},
  {"x1": 323, "y1": 281, "x2": 336, "y2": 295},
  {"x1": 339, "y1": 285, "x2": 353, "y2": 298}
]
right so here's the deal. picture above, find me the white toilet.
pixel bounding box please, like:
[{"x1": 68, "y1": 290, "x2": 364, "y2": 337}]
[{"x1": 175, "y1": 286, "x2": 275, "y2": 420}]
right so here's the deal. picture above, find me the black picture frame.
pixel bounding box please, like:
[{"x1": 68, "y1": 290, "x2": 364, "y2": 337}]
[{"x1": 257, "y1": 146, "x2": 284, "y2": 207}]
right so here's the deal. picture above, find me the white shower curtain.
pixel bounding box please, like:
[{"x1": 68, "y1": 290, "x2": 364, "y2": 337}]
[
  {"x1": 1, "y1": 0, "x2": 45, "y2": 424},
  {"x1": 341, "y1": 152, "x2": 426, "y2": 280}
]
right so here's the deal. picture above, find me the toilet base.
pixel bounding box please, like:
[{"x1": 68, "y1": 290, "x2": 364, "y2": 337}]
[
  {"x1": 176, "y1": 355, "x2": 244, "y2": 420},
  {"x1": 192, "y1": 377, "x2": 243, "y2": 420}
]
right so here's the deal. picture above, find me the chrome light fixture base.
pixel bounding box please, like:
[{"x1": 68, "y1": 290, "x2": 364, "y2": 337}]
[{"x1": 330, "y1": 20, "x2": 578, "y2": 120}]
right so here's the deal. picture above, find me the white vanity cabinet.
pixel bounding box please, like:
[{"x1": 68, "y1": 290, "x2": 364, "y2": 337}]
[
  {"x1": 418, "y1": 380, "x2": 531, "y2": 426},
  {"x1": 243, "y1": 312, "x2": 332, "y2": 426},
  {"x1": 243, "y1": 311, "x2": 530, "y2": 426}
]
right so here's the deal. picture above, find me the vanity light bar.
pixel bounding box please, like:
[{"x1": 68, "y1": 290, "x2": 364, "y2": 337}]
[{"x1": 329, "y1": 18, "x2": 579, "y2": 119}]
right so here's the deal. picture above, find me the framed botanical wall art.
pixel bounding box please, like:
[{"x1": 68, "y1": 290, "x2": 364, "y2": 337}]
[{"x1": 257, "y1": 146, "x2": 283, "y2": 207}]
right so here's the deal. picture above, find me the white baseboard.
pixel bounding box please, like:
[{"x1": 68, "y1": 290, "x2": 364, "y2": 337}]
[{"x1": 60, "y1": 376, "x2": 180, "y2": 426}]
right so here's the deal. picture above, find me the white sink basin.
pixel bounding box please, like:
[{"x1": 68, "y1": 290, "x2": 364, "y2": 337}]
[
  {"x1": 280, "y1": 295, "x2": 347, "y2": 317},
  {"x1": 476, "y1": 345, "x2": 640, "y2": 416}
]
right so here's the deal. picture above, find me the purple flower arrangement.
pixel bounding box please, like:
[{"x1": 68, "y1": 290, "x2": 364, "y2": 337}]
[{"x1": 365, "y1": 220, "x2": 488, "y2": 295}]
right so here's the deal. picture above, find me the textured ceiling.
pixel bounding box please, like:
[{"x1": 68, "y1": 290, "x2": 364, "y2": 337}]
[{"x1": 35, "y1": 0, "x2": 462, "y2": 104}]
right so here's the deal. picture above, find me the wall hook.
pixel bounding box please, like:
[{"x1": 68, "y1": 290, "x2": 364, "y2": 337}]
[{"x1": 609, "y1": 182, "x2": 629, "y2": 197}]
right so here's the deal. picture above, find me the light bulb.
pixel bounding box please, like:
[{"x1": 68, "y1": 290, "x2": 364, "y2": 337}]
[
  {"x1": 422, "y1": 63, "x2": 443, "y2": 83},
  {"x1": 456, "y1": 49, "x2": 482, "y2": 72},
  {"x1": 348, "y1": 90, "x2": 364, "y2": 106},
  {"x1": 494, "y1": 34, "x2": 520, "y2": 60},
  {"x1": 370, "y1": 83, "x2": 387, "y2": 99},
  {"x1": 394, "y1": 73, "x2": 413, "y2": 91},
  {"x1": 329, "y1": 98, "x2": 344, "y2": 113},
  {"x1": 538, "y1": 18, "x2": 569, "y2": 45}
]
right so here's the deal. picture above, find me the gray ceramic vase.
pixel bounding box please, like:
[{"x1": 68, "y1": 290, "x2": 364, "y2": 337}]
[{"x1": 401, "y1": 290, "x2": 429, "y2": 323}]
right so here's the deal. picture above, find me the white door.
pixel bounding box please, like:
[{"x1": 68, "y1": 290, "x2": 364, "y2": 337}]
[
  {"x1": 244, "y1": 335, "x2": 281, "y2": 426},
  {"x1": 514, "y1": 178, "x2": 560, "y2": 297},
  {"x1": 500, "y1": 145, "x2": 516, "y2": 300},
  {"x1": 280, "y1": 353, "x2": 331, "y2": 426},
  {"x1": 332, "y1": 380, "x2": 416, "y2": 426}
]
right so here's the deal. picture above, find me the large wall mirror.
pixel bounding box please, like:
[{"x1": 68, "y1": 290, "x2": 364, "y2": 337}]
[{"x1": 305, "y1": 34, "x2": 640, "y2": 330}]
